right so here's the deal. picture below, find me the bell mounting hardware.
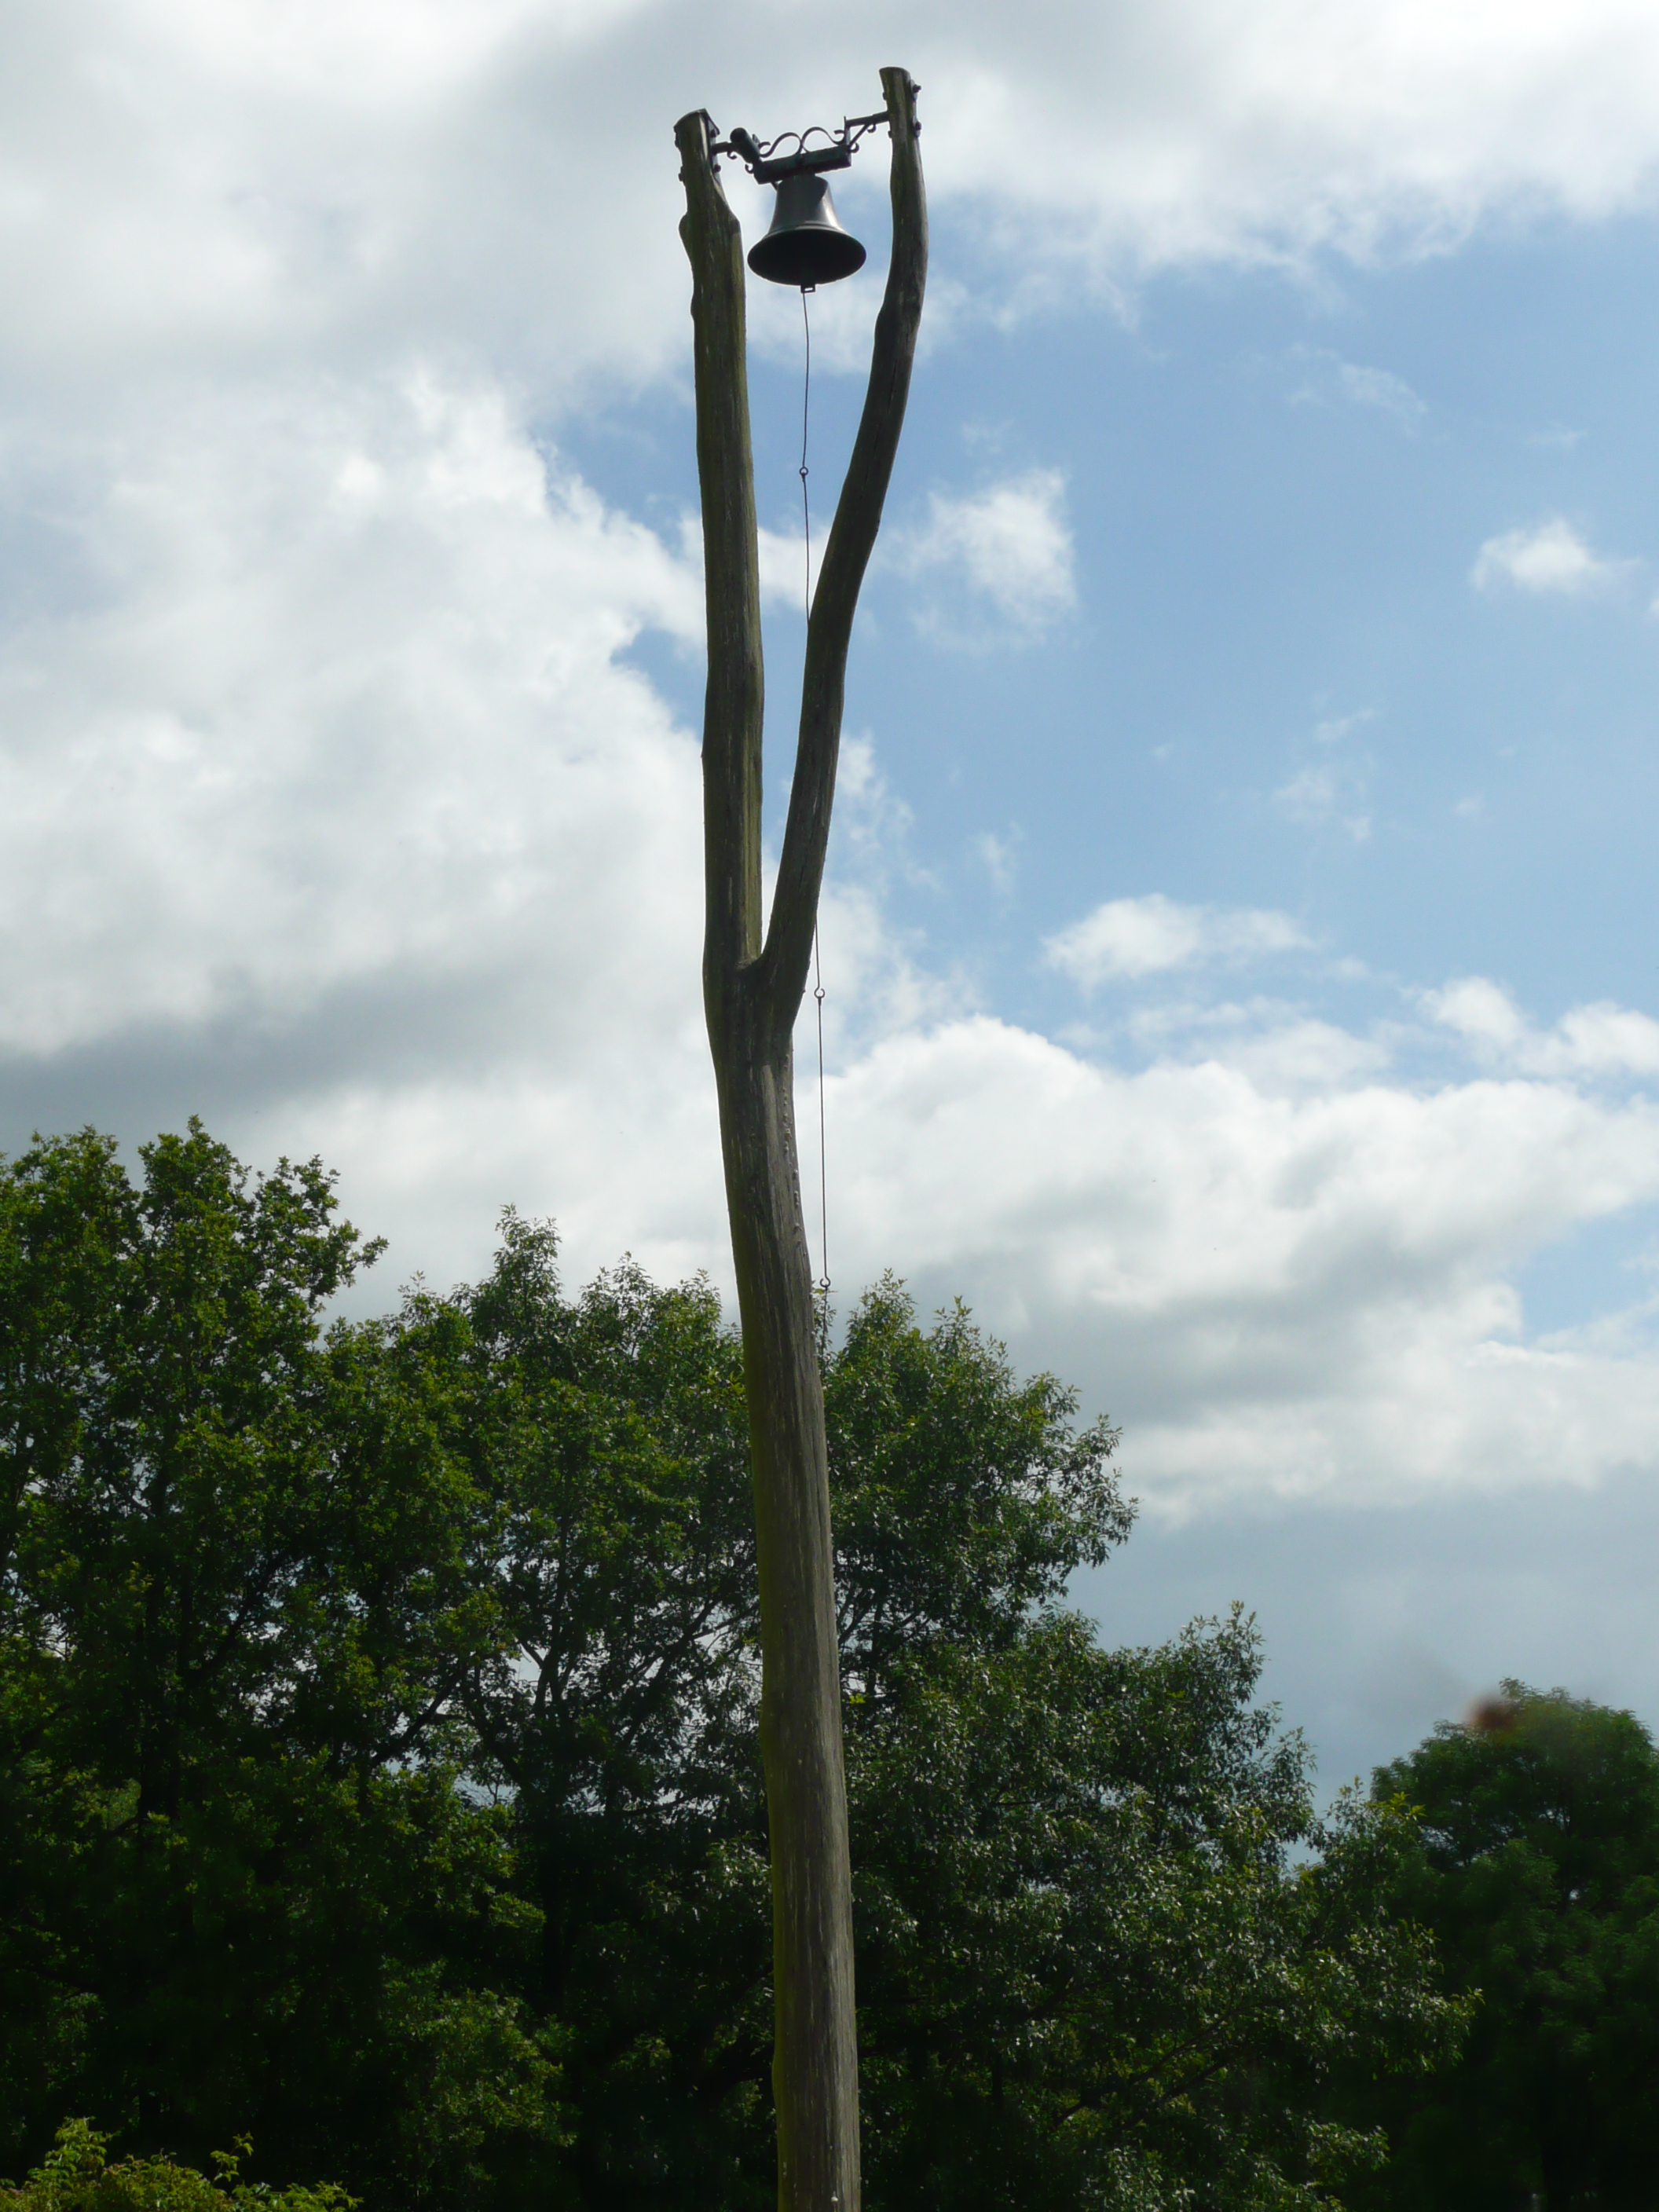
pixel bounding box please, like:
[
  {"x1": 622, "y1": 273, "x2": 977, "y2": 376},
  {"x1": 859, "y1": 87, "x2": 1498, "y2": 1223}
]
[{"x1": 712, "y1": 108, "x2": 894, "y2": 289}]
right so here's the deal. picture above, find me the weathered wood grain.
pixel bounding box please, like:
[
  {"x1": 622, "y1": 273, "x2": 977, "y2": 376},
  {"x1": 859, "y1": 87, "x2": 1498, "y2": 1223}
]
[{"x1": 676, "y1": 69, "x2": 927, "y2": 2212}]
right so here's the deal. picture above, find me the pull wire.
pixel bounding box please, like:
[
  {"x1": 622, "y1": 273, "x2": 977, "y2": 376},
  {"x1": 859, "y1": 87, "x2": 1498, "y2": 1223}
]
[
  {"x1": 813, "y1": 930, "x2": 829, "y2": 1300},
  {"x1": 800, "y1": 284, "x2": 812, "y2": 624},
  {"x1": 800, "y1": 285, "x2": 829, "y2": 1298}
]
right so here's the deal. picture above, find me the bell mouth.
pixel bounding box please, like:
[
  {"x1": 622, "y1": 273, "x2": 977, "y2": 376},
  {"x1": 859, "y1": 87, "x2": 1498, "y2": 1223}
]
[
  {"x1": 747, "y1": 226, "x2": 867, "y2": 289},
  {"x1": 746, "y1": 170, "x2": 869, "y2": 289}
]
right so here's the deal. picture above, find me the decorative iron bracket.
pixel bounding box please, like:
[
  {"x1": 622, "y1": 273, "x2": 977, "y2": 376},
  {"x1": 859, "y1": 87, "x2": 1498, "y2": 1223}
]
[{"x1": 712, "y1": 106, "x2": 903, "y2": 184}]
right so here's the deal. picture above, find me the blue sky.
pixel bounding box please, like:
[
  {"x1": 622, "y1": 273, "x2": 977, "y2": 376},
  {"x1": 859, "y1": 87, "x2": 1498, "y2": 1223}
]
[{"x1": 6, "y1": 0, "x2": 1659, "y2": 1790}]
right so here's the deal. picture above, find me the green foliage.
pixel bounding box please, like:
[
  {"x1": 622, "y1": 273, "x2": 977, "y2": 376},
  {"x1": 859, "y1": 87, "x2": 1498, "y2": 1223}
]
[
  {"x1": 851, "y1": 1626, "x2": 1457, "y2": 2210},
  {"x1": 471, "y1": 1265, "x2": 1459, "y2": 2209},
  {"x1": 455, "y1": 1223, "x2": 771, "y2": 2207},
  {"x1": 0, "y1": 1126, "x2": 1462, "y2": 2210},
  {"x1": 0, "y1": 1126, "x2": 551, "y2": 2203},
  {"x1": 828, "y1": 1277, "x2": 1131, "y2": 1677},
  {"x1": 1344, "y1": 1685, "x2": 1659, "y2": 2211},
  {"x1": 0, "y1": 2119, "x2": 351, "y2": 2212},
  {"x1": 830, "y1": 1292, "x2": 1456, "y2": 2211}
]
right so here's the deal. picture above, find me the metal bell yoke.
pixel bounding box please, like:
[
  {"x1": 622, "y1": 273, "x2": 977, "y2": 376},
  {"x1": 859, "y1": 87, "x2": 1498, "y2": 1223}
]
[{"x1": 718, "y1": 110, "x2": 891, "y2": 290}]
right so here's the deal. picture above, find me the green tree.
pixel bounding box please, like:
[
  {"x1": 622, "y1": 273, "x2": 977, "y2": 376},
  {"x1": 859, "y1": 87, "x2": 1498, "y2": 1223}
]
[
  {"x1": 454, "y1": 1222, "x2": 771, "y2": 2206},
  {"x1": 827, "y1": 1287, "x2": 1457, "y2": 2211},
  {"x1": 1346, "y1": 1685, "x2": 1659, "y2": 2211},
  {"x1": 457, "y1": 1259, "x2": 1462, "y2": 2209},
  {"x1": 2, "y1": 1126, "x2": 1462, "y2": 2210},
  {"x1": 2, "y1": 2115, "x2": 347, "y2": 2212},
  {"x1": 0, "y1": 1126, "x2": 551, "y2": 2201},
  {"x1": 0, "y1": 2119, "x2": 350, "y2": 2212}
]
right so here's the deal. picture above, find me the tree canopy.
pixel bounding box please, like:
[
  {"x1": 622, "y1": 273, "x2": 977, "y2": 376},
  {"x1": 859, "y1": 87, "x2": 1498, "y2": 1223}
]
[
  {"x1": 1, "y1": 1124, "x2": 1461, "y2": 2210},
  {"x1": 0, "y1": 2120, "x2": 350, "y2": 2212},
  {"x1": 1345, "y1": 1684, "x2": 1659, "y2": 2211}
]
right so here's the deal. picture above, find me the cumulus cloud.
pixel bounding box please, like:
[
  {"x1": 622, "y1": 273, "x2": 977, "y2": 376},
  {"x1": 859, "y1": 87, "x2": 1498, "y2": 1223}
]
[
  {"x1": 911, "y1": 0, "x2": 1659, "y2": 276},
  {"x1": 9, "y1": 354, "x2": 1659, "y2": 1524},
  {"x1": 206, "y1": 972, "x2": 1659, "y2": 1521},
  {"x1": 4, "y1": 0, "x2": 1659, "y2": 427},
  {"x1": 819, "y1": 1010, "x2": 1659, "y2": 1514},
  {"x1": 0, "y1": 368, "x2": 734, "y2": 1295},
  {"x1": 0, "y1": 376, "x2": 702, "y2": 1059},
  {"x1": 12, "y1": 0, "x2": 1659, "y2": 1544},
  {"x1": 1426, "y1": 977, "x2": 1659, "y2": 1075},
  {"x1": 1471, "y1": 515, "x2": 1624, "y2": 595},
  {"x1": 899, "y1": 469, "x2": 1075, "y2": 634},
  {"x1": 1044, "y1": 894, "x2": 1309, "y2": 986}
]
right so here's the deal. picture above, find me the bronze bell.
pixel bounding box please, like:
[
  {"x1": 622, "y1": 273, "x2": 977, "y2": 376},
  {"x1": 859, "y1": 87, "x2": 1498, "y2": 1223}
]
[{"x1": 748, "y1": 171, "x2": 867, "y2": 288}]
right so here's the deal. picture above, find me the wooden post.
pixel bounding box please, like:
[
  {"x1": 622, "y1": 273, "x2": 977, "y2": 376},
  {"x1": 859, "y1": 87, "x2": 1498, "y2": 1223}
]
[{"x1": 675, "y1": 68, "x2": 926, "y2": 2212}]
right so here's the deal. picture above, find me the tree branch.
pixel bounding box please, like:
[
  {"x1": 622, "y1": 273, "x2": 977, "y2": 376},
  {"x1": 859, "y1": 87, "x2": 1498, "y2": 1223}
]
[
  {"x1": 674, "y1": 106, "x2": 765, "y2": 1000},
  {"x1": 760, "y1": 67, "x2": 928, "y2": 1031}
]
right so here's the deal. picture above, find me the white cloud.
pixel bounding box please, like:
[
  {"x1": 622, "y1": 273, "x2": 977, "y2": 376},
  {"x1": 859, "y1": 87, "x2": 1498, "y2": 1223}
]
[
  {"x1": 915, "y1": 0, "x2": 1659, "y2": 278},
  {"x1": 1275, "y1": 764, "x2": 1372, "y2": 842},
  {"x1": 1287, "y1": 348, "x2": 1425, "y2": 426},
  {"x1": 1123, "y1": 1002, "x2": 1393, "y2": 1093},
  {"x1": 4, "y1": 0, "x2": 1659, "y2": 428},
  {"x1": 756, "y1": 520, "x2": 820, "y2": 612},
  {"x1": 815, "y1": 1010, "x2": 1659, "y2": 1514},
  {"x1": 976, "y1": 831, "x2": 1018, "y2": 899},
  {"x1": 899, "y1": 469, "x2": 1075, "y2": 634},
  {"x1": 1338, "y1": 361, "x2": 1426, "y2": 423},
  {"x1": 1426, "y1": 977, "x2": 1659, "y2": 1075},
  {"x1": 688, "y1": 509, "x2": 825, "y2": 614},
  {"x1": 211, "y1": 965, "x2": 1659, "y2": 1524},
  {"x1": 1471, "y1": 515, "x2": 1624, "y2": 595},
  {"x1": 1044, "y1": 894, "x2": 1309, "y2": 986},
  {"x1": 9, "y1": 359, "x2": 1659, "y2": 1525},
  {"x1": 1313, "y1": 709, "x2": 1374, "y2": 745},
  {"x1": 11, "y1": 0, "x2": 1659, "y2": 1547},
  {"x1": 0, "y1": 375, "x2": 702, "y2": 1060},
  {"x1": 254, "y1": 969, "x2": 1659, "y2": 1522}
]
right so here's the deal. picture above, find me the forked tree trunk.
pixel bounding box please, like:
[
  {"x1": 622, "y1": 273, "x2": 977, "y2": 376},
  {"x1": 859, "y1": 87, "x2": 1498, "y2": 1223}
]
[{"x1": 674, "y1": 67, "x2": 926, "y2": 2212}]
